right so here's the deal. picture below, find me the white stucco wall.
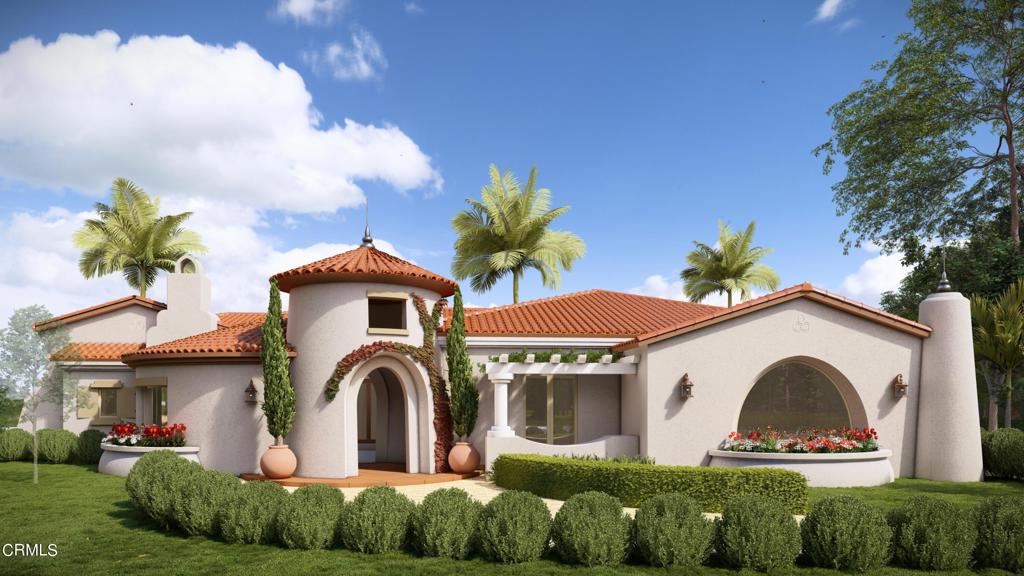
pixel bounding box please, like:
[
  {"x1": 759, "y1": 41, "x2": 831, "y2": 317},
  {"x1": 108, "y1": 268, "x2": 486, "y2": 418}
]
[
  {"x1": 136, "y1": 363, "x2": 270, "y2": 475},
  {"x1": 66, "y1": 307, "x2": 158, "y2": 343},
  {"x1": 638, "y1": 298, "x2": 923, "y2": 477},
  {"x1": 18, "y1": 365, "x2": 137, "y2": 435}
]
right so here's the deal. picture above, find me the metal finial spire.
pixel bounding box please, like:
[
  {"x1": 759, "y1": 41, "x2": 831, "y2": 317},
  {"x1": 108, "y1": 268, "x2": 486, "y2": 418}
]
[
  {"x1": 360, "y1": 200, "x2": 375, "y2": 248},
  {"x1": 937, "y1": 245, "x2": 952, "y2": 292}
]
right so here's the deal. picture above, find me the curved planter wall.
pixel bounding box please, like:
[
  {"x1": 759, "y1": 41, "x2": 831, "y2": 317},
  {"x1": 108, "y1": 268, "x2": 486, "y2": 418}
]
[
  {"x1": 98, "y1": 444, "x2": 201, "y2": 477},
  {"x1": 707, "y1": 448, "x2": 894, "y2": 487}
]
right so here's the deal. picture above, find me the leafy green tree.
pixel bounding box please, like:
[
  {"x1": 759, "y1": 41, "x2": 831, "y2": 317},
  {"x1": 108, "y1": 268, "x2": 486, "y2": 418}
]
[
  {"x1": 971, "y1": 279, "x2": 1024, "y2": 429},
  {"x1": 74, "y1": 178, "x2": 206, "y2": 298},
  {"x1": 452, "y1": 165, "x2": 586, "y2": 303},
  {"x1": 681, "y1": 220, "x2": 779, "y2": 307},
  {"x1": 0, "y1": 306, "x2": 75, "y2": 484},
  {"x1": 815, "y1": 0, "x2": 1024, "y2": 253},
  {"x1": 447, "y1": 287, "x2": 477, "y2": 440},
  {"x1": 261, "y1": 280, "x2": 294, "y2": 445}
]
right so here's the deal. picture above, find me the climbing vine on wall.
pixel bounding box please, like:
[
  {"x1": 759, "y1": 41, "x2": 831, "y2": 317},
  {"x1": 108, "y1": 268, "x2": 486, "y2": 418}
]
[{"x1": 323, "y1": 294, "x2": 453, "y2": 473}]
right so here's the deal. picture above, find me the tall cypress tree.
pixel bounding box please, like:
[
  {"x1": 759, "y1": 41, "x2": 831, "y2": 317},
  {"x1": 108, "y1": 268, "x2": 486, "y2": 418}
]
[
  {"x1": 261, "y1": 279, "x2": 294, "y2": 445},
  {"x1": 447, "y1": 287, "x2": 477, "y2": 440}
]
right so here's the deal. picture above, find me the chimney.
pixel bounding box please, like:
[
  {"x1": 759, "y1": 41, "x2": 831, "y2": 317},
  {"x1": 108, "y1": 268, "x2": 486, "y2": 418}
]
[{"x1": 145, "y1": 255, "x2": 219, "y2": 346}]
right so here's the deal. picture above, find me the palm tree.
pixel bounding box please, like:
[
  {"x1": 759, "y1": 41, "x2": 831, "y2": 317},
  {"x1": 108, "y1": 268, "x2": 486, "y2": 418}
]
[
  {"x1": 73, "y1": 178, "x2": 206, "y2": 298},
  {"x1": 971, "y1": 278, "x2": 1024, "y2": 429},
  {"x1": 452, "y1": 165, "x2": 585, "y2": 303},
  {"x1": 681, "y1": 220, "x2": 779, "y2": 307}
]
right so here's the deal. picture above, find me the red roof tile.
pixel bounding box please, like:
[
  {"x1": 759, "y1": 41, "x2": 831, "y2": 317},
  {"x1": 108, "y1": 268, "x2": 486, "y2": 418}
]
[
  {"x1": 612, "y1": 282, "x2": 931, "y2": 351},
  {"x1": 52, "y1": 342, "x2": 145, "y2": 362},
  {"x1": 272, "y1": 246, "x2": 457, "y2": 296},
  {"x1": 217, "y1": 311, "x2": 287, "y2": 328},
  {"x1": 34, "y1": 296, "x2": 166, "y2": 331},
  {"x1": 442, "y1": 290, "x2": 722, "y2": 338},
  {"x1": 122, "y1": 314, "x2": 293, "y2": 365}
]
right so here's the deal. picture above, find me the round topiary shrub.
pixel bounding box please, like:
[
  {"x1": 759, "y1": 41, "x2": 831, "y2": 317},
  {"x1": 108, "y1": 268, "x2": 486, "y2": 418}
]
[
  {"x1": 75, "y1": 429, "x2": 105, "y2": 465},
  {"x1": 477, "y1": 490, "x2": 551, "y2": 564},
  {"x1": 219, "y1": 480, "x2": 289, "y2": 544},
  {"x1": 633, "y1": 492, "x2": 714, "y2": 568},
  {"x1": 36, "y1": 429, "x2": 77, "y2": 463},
  {"x1": 974, "y1": 496, "x2": 1024, "y2": 572},
  {"x1": 171, "y1": 468, "x2": 241, "y2": 537},
  {"x1": 0, "y1": 428, "x2": 32, "y2": 461},
  {"x1": 551, "y1": 491, "x2": 631, "y2": 566},
  {"x1": 887, "y1": 495, "x2": 977, "y2": 570},
  {"x1": 128, "y1": 452, "x2": 200, "y2": 528},
  {"x1": 716, "y1": 495, "x2": 801, "y2": 572},
  {"x1": 126, "y1": 450, "x2": 181, "y2": 513},
  {"x1": 411, "y1": 487, "x2": 482, "y2": 559},
  {"x1": 987, "y1": 428, "x2": 1024, "y2": 479},
  {"x1": 338, "y1": 485, "x2": 415, "y2": 553},
  {"x1": 800, "y1": 495, "x2": 891, "y2": 571},
  {"x1": 277, "y1": 483, "x2": 346, "y2": 550}
]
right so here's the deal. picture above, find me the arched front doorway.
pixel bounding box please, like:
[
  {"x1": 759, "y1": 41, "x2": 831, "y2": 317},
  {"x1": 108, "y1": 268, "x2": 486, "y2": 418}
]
[
  {"x1": 737, "y1": 358, "x2": 866, "y2": 433},
  {"x1": 355, "y1": 367, "x2": 407, "y2": 470}
]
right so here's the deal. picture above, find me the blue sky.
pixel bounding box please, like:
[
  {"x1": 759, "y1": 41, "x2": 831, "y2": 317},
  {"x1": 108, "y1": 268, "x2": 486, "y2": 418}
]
[{"x1": 0, "y1": 0, "x2": 914, "y2": 318}]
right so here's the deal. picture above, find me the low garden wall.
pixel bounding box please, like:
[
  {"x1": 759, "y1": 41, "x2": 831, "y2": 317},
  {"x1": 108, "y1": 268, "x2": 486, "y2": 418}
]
[
  {"x1": 490, "y1": 453, "x2": 808, "y2": 513},
  {"x1": 483, "y1": 433, "x2": 638, "y2": 470},
  {"x1": 707, "y1": 448, "x2": 895, "y2": 487}
]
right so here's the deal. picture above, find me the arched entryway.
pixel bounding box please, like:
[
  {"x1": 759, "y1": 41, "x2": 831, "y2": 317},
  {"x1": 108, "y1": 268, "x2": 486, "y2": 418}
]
[
  {"x1": 736, "y1": 357, "x2": 868, "y2": 432},
  {"x1": 355, "y1": 367, "x2": 407, "y2": 470}
]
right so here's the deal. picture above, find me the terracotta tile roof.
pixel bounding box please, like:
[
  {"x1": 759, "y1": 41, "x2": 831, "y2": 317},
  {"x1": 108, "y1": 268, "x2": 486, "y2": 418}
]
[
  {"x1": 272, "y1": 246, "x2": 457, "y2": 297},
  {"x1": 612, "y1": 282, "x2": 932, "y2": 351},
  {"x1": 441, "y1": 290, "x2": 722, "y2": 338},
  {"x1": 34, "y1": 296, "x2": 166, "y2": 331},
  {"x1": 217, "y1": 311, "x2": 287, "y2": 328},
  {"x1": 122, "y1": 314, "x2": 293, "y2": 366},
  {"x1": 52, "y1": 342, "x2": 145, "y2": 362}
]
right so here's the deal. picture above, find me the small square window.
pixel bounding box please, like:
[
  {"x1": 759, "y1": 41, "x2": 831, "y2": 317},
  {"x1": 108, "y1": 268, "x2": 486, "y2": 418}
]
[
  {"x1": 98, "y1": 389, "x2": 118, "y2": 417},
  {"x1": 368, "y1": 298, "x2": 405, "y2": 330}
]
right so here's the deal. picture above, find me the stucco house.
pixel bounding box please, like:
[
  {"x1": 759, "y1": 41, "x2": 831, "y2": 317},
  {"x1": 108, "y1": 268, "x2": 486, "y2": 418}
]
[{"x1": 25, "y1": 231, "x2": 983, "y2": 484}]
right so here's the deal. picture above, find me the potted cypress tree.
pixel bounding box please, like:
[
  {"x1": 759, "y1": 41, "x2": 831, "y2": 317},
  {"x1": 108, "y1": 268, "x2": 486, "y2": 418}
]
[
  {"x1": 447, "y1": 287, "x2": 480, "y2": 473},
  {"x1": 259, "y1": 279, "x2": 297, "y2": 479}
]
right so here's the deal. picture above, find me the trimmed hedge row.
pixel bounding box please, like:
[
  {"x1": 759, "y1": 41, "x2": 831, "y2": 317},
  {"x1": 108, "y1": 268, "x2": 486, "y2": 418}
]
[
  {"x1": 0, "y1": 427, "x2": 108, "y2": 464},
  {"x1": 125, "y1": 451, "x2": 1024, "y2": 573},
  {"x1": 491, "y1": 453, "x2": 808, "y2": 513}
]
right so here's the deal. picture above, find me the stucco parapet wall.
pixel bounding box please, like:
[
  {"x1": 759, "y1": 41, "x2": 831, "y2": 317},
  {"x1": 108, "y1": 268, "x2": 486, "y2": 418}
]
[{"x1": 485, "y1": 356, "x2": 638, "y2": 377}]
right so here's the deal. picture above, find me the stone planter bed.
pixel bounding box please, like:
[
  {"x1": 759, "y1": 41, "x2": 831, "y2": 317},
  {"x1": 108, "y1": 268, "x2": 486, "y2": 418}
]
[
  {"x1": 98, "y1": 443, "x2": 201, "y2": 477},
  {"x1": 707, "y1": 448, "x2": 894, "y2": 487}
]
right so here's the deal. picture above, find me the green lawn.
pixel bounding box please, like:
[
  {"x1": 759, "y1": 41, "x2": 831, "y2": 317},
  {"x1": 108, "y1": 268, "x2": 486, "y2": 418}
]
[
  {"x1": 0, "y1": 398, "x2": 23, "y2": 427},
  {"x1": 0, "y1": 462, "x2": 1016, "y2": 576},
  {"x1": 809, "y1": 478, "x2": 1024, "y2": 513}
]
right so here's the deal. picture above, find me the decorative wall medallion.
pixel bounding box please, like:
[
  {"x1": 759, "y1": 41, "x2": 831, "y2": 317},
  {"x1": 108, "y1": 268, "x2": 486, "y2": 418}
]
[{"x1": 793, "y1": 314, "x2": 810, "y2": 333}]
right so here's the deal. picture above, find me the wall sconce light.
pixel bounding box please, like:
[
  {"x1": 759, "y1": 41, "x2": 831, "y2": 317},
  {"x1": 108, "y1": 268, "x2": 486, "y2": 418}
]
[
  {"x1": 893, "y1": 374, "x2": 908, "y2": 399},
  {"x1": 680, "y1": 373, "x2": 694, "y2": 400},
  {"x1": 245, "y1": 379, "x2": 259, "y2": 404}
]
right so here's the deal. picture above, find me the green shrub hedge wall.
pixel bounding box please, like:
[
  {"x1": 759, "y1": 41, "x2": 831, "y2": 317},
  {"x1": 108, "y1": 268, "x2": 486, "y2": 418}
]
[
  {"x1": 800, "y1": 495, "x2": 891, "y2": 571},
  {"x1": 126, "y1": 450, "x2": 180, "y2": 513},
  {"x1": 477, "y1": 490, "x2": 551, "y2": 564},
  {"x1": 76, "y1": 429, "x2": 105, "y2": 465},
  {"x1": 888, "y1": 495, "x2": 977, "y2": 570},
  {"x1": 551, "y1": 491, "x2": 631, "y2": 566},
  {"x1": 219, "y1": 480, "x2": 288, "y2": 545},
  {"x1": 986, "y1": 428, "x2": 1024, "y2": 479},
  {"x1": 0, "y1": 428, "x2": 32, "y2": 461},
  {"x1": 492, "y1": 454, "x2": 807, "y2": 513},
  {"x1": 632, "y1": 492, "x2": 714, "y2": 568},
  {"x1": 411, "y1": 488, "x2": 482, "y2": 559},
  {"x1": 277, "y1": 483, "x2": 345, "y2": 550},
  {"x1": 715, "y1": 495, "x2": 801, "y2": 572},
  {"x1": 338, "y1": 485, "x2": 414, "y2": 554},
  {"x1": 172, "y1": 469, "x2": 240, "y2": 537},
  {"x1": 974, "y1": 496, "x2": 1024, "y2": 572},
  {"x1": 36, "y1": 429, "x2": 77, "y2": 463}
]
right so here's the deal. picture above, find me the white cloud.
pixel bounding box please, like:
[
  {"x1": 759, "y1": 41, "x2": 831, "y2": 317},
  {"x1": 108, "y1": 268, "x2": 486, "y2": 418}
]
[
  {"x1": 838, "y1": 18, "x2": 861, "y2": 32},
  {"x1": 404, "y1": 1, "x2": 424, "y2": 15},
  {"x1": 812, "y1": 0, "x2": 846, "y2": 22},
  {"x1": 274, "y1": 0, "x2": 347, "y2": 25},
  {"x1": 839, "y1": 246, "x2": 911, "y2": 306},
  {"x1": 628, "y1": 274, "x2": 743, "y2": 307},
  {"x1": 0, "y1": 31, "x2": 439, "y2": 213},
  {"x1": 302, "y1": 28, "x2": 388, "y2": 82}
]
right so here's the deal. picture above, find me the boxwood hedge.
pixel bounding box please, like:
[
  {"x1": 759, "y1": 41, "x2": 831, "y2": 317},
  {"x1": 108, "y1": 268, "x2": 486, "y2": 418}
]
[
  {"x1": 492, "y1": 454, "x2": 807, "y2": 513},
  {"x1": 36, "y1": 429, "x2": 77, "y2": 463},
  {"x1": 0, "y1": 428, "x2": 33, "y2": 461}
]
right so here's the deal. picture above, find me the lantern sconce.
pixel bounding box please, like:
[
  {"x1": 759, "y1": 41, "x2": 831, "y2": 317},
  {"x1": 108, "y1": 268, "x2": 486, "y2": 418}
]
[
  {"x1": 680, "y1": 373, "x2": 694, "y2": 400},
  {"x1": 892, "y1": 374, "x2": 908, "y2": 399},
  {"x1": 245, "y1": 378, "x2": 260, "y2": 404}
]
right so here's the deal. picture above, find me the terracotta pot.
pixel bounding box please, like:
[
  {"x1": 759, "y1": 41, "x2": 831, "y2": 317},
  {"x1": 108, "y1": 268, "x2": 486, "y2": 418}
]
[
  {"x1": 260, "y1": 445, "x2": 297, "y2": 479},
  {"x1": 448, "y1": 441, "x2": 480, "y2": 474}
]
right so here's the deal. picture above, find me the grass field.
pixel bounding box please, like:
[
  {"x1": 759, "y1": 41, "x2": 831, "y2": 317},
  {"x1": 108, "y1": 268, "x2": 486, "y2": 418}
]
[
  {"x1": 0, "y1": 399, "x2": 22, "y2": 427},
  {"x1": 0, "y1": 462, "x2": 1019, "y2": 576},
  {"x1": 809, "y1": 477, "x2": 1024, "y2": 513}
]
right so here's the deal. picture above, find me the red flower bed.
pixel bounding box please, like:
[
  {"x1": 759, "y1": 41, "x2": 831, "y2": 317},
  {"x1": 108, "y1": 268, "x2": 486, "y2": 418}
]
[
  {"x1": 722, "y1": 427, "x2": 879, "y2": 453},
  {"x1": 103, "y1": 422, "x2": 187, "y2": 447}
]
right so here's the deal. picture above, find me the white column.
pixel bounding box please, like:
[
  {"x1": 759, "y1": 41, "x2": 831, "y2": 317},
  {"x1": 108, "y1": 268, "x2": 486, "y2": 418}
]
[{"x1": 487, "y1": 374, "x2": 515, "y2": 437}]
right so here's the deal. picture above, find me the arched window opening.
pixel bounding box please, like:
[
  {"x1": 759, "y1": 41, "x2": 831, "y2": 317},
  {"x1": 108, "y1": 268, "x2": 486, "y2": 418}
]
[{"x1": 737, "y1": 362, "x2": 851, "y2": 432}]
